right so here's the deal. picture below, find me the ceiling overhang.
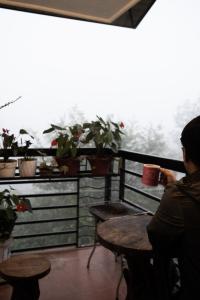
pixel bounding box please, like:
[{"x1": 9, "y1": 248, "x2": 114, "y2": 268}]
[{"x1": 0, "y1": 0, "x2": 156, "y2": 29}]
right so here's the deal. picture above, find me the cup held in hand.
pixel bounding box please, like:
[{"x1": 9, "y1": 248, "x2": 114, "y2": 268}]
[{"x1": 142, "y1": 164, "x2": 160, "y2": 186}]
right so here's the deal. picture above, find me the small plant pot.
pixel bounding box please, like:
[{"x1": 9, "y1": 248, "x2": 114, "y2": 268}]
[
  {"x1": 39, "y1": 166, "x2": 53, "y2": 177},
  {"x1": 18, "y1": 158, "x2": 37, "y2": 177},
  {"x1": 0, "y1": 160, "x2": 17, "y2": 178},
  {"x1": 87, "y1": 156, "x2": 113, "y2": 176},
  {"x1": 55, "y1": 157, "x2": 80, "y2": 176}
]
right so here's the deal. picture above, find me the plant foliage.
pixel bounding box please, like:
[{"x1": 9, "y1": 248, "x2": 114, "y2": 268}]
[
  {"x1": 0, "y1": 188, "x2": 32, "y2": 241},
  {"x1": 43, "y1": 123, "x2": 84, "y2": 158},
  {"x1": 83, "y1": 116, "x2": 124, "y2": 153}
]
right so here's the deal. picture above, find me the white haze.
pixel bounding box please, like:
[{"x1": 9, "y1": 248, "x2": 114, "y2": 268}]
[{"x1": 0, "y1": 0, "x2": 200, "y2": 154}]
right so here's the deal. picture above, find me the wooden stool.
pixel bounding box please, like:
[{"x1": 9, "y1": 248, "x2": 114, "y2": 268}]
[
  {"x1": 0, "y1": 254, "x2": 51, "y2": 300},
  {"x1": 87, "y1": 203, "x2": 144, "y2": 300},
  {"x1": 97, "y1": 215, "x2": 153, "y2": 300},
  {"x1": 87, "y1": 202, "x2": 142, "y2": 268},
  {"x1": 89, "y1": 202, "x2": 141, "y2": 222}
]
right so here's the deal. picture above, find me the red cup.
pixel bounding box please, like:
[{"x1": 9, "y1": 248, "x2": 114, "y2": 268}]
[{"x1": 142, "y1": 164, "x2": 160, "y2": 186}]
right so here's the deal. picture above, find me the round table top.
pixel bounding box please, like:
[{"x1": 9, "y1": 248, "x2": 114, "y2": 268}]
[
  {"x1": 0, "y1": 254, "x2": 51, "y2": 281},
  {"x1": 97, "y1": 214, "x2": 153, "y2": 256}
]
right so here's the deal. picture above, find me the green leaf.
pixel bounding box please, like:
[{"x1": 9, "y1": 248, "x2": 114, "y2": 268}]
[
  {"x1": 6, "y1": 207, "x2": 16, "y2": 220},
  {"x1": 51, "y1": 124, "x2": 65, "y2": 130},
  {"x1": 106, "y1": 131, "x2": 113, "y2": 143},
  {"x1": 19, "y1": 129, "x2": 28, "y2": 134},
  {"x1": 25, "y1": 140, "x2": 32, "y2": 147},
  {"x1": 11, "y1": 194, "x2": 20, "y2": 205},
  {"x1": 69, "y1": 126, "x2": 74, "y2": 135},
  {"x1": 9, "y1": 186, "x2": 15, "y2": 191},
  {"x1": 111, "y1": 121, "x2": 119, "y2": 128},
  {"x1": 118, "y1": 129, "x2": 125, "y2": 135},
  {"x1": 83, "y1": 122, "x2": 91, "y2": 129},
  {"x1": 43, "y1": 127, "x2": 55, "y2": 134},
  {"x1": 85, "y1": 132, "x2": 94, "y2": 143},
  {"x1": 97, "y1": 116, "x2": 106, "y2": 125}
]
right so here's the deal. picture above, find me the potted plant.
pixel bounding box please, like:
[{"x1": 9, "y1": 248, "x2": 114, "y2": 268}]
[
  {"x1": 16, "y1": 129, "x2": 36, "y2": 177},
  {"x1": 43, "y1": 123, "x2": 84, "y2": 176},
  {"x1": 0, "y1": 188, "x2": 32, "y2": 261},
  {"x1": 83, "y1": 116, "x2": 124, "y2": 176},
  {"x1": 0, "y1": 128, "x2": 18, "y2": 177},
  {"x1": 39, "y1": 159, "x2": 54, "y2": 177}
]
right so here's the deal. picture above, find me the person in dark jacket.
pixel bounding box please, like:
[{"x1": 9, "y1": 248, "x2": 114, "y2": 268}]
[{"x1": 147, "y1": 115, "x2": 200, "y2": 300}]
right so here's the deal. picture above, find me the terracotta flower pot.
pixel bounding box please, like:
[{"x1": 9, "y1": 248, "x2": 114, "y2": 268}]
[
  {"x1": 55, "y1": 157, "x2": 80, "y2": 176},
  {"x1": 87, "y1": 156, "x2": 113, "y2": 176},
  {"x1": 18, "y1": 158, "x2": 37, "y2": 177},
  {"x1": 0, "y1": 160, "x2": 17, "y2": 178}
]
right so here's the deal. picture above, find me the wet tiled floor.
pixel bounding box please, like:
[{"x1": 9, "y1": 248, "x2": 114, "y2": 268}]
[{"x1": 0, "y1": 246, "x2": 126, "y2": 300}]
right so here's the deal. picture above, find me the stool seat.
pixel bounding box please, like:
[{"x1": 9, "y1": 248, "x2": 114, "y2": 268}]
[
  {"x1": 0, "y1": 254, "x2": 51, "y2": 300},
  {"x1": 89, "y1": 202, "x2": 141, "y2": 221},
  {"x1": 87, "y1": 202, "x2": 142, "y2": 268},
  {"x1": 87, "y1": 202, "x2": 143, "y2": 299}
]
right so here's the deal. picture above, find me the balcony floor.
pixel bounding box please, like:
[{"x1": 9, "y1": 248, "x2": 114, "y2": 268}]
[{"x1": 0, "y1": 246, "x2": 127, "y2": 300}]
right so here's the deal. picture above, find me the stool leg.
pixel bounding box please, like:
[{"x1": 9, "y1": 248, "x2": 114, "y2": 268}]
[
  {"x1": 11, "y1": 279, "x2": 40, "y2": 300},
  {"x1": 87, "y1": 219, "x2": 98, "y2": 269},
  {"x1": 115, "y1": 255, "x2": 124, "y2": 300}
]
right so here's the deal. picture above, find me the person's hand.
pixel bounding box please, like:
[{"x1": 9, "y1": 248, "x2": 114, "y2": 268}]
[{"x1": 159, "y1": 168, "x2": 176, "y2": 186}]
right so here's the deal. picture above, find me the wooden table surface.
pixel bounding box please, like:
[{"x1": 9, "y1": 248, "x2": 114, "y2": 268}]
[
  {"x1": 97, "y1": 214, "x2": 153, "y2": 256},
  {"x1": 0, "y1": 254, "x2": 51, "y2": 281}
]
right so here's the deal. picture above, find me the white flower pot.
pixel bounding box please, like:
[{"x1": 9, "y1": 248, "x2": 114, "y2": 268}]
[
  {"x1": 0, "y1": 237, "x2": 13, "y2": 262},
  {"x1": 0, "y1": 160, "x2": 17, "y2": 178},
  {"x1": 18, "y1": 158, "x2": 37, "y2": 177}
]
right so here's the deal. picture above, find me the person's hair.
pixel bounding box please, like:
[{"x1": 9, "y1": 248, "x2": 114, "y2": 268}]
[{"x1": 180, "y1": 115, "x2": 200, "y2": 166}]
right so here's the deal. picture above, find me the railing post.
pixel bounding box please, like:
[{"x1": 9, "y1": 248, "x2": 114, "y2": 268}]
[
  {"x1": 76, "y1": 178, "x2": 80, "y2": 247},
  {"x1": 119, "y1": 157, "x2": 125, "y2": 201},
  {"x1": 104, "y1": 175, "x2": 112, "y2": 203}
]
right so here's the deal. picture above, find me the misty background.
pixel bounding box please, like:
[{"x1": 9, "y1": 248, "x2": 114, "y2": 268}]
[
  {"x1": 1, "y1": 0, "x2": 200, "y2": 251},
  {"x1": 0, "y1": 0, "x2": 200, "y2": 161}
]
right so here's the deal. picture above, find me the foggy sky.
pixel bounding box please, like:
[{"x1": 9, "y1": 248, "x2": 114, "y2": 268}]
[{"x1": 0, "y1": 0, "x2": 200, "y2": 145}]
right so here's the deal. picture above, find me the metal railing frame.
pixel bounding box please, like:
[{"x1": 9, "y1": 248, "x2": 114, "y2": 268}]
[{"x1": 0, "y1": 148, "x2": 186, "y2": 253}]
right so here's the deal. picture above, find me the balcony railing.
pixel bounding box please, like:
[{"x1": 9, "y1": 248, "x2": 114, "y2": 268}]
[{"x1": 0, "y1": 148, "x2": 185, "y2": 253}]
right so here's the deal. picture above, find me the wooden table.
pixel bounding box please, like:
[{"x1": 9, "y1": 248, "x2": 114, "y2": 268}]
[
  {"x1": 0, "y1": 254, "x2": 51, "y2": 300},
  {"x1": 97, "y1": 214, "x2": 154, "y2": 300}
]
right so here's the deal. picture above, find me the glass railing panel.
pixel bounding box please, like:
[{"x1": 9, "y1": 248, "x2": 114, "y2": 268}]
[
  {"x1": 13, "y1": 219, "x2": 77, "y2": 237},
  {"x1": 16, "y1": 206, "x2": 77, "y2": 222},
  {"x1": 26, "y1": 194, "x2": 78, "y2": 207},
  {"x1": 0, "y1": 180, "x2": 78, "y2": 191},
  {"x1": 124, "y1": 189, "x2": 159, "y2": 213},
  {"x1": 12, "y1": 233, "x2": 76, "y2": 251}
]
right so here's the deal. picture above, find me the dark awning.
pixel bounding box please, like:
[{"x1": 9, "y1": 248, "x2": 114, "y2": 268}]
[{"x1": 0, "y1": 0, "x2": 156, "y2": 29}]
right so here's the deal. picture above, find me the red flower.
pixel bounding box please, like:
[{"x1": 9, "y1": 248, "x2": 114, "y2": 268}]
[
  {"x1": 119, "y1": 122, "x2": 125, "y2": 128},
  {"x1": 51, "y1": 139, "x2": 58, "y2": 146},
  {"x1": 16, "y1": 203, "x2": 27, "y2": 212}
]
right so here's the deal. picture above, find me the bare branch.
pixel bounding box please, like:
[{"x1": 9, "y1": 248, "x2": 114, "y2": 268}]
[{"x1": 0, "y1": 96, "x2": 22, "y2": 110}]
